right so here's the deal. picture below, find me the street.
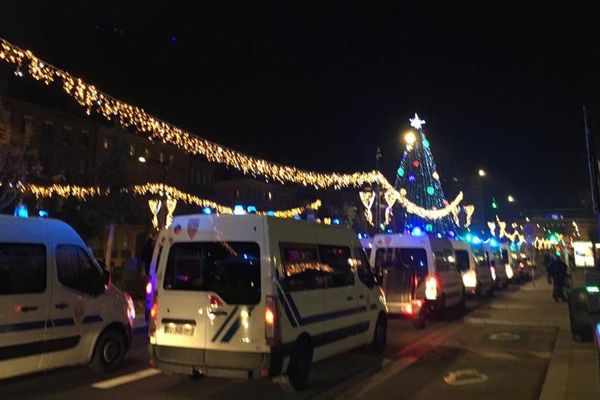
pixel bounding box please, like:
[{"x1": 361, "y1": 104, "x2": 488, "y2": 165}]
[{"x1": 3, "y1": 277, "x2": 591, "y2": 400}]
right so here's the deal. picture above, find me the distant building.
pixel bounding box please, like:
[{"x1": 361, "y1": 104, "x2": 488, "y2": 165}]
[
  {"x1": 213, "y1": 178, "x2": 298, "y2": 211},
  {"x1": 0, "y1": 93, "x2": 215, "y2": 268}
]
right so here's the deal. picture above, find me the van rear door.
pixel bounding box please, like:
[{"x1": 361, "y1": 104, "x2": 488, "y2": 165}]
[{"x1": 157, "y1": 241, "x2": 262, "y2": 359}]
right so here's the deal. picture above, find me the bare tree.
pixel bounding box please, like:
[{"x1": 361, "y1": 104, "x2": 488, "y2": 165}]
[{"x1": 0, "y1": 95, "x2": 39, "y2": 210}]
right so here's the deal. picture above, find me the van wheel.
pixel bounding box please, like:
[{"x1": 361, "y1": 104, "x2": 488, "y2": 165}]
[
  {"x1": 436, "y1": 294, "x2": 447, "y2": 320},
  {"x1": 288, "y1": 338, "x2": 312, "y2": 391},
  {"x1": 372, "y1": 314, "x2": 387, "y2": 351},
  {"x1": 458, "y1": 291, "x2": 466, "y2": 314},
  {"x1": 90, "y1": 329, "x2": 126, "y2": 373},
  {"x1": 413, "y1": 308, "x2": 426, "y2": 329}
]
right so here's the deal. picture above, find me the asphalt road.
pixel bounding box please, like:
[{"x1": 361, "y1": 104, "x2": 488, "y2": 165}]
[{"x1": 0, "y1": 284, "x2": 556, "y2": 400}]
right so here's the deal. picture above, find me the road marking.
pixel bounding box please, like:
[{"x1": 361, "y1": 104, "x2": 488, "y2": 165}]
[
  {"x1": 489, "y1": 332, "x2": 520, "y2": 341},
  {"x1": 444, "y1": 369, "x2": 489, "y2": 385},
  {"x1": 349, "y1": 357, "x2": 418, "y2": 398},
  {"x1": 92, "y1": 368, "x2": 161, "y2": 389}
]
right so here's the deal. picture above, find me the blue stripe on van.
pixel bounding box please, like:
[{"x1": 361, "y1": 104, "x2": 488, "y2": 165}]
[
  {"x1": 300, "y1": 306, "x2": 368, "y2": 325},
  {"x1": 0, "y1": 320, "x2": 46, "y2": 334},
  {"x1": 277, "y1": 287, "x2": 298, "y2": 328},
  {"x1": 50, "y1": 318, "x2": 76, "y2": 327},
  {"x1": 211, "y1": 306, "x2": 238, "y2": 342},
  {"x1": 220, "y1": 318, "x2": 241, "y2": 343},
  {"x1": 82, "y1": 315, "x2": 103, "y2": 324},
  {"x1": 220, "y1": 306, "x2": 254, "y2": 343}
]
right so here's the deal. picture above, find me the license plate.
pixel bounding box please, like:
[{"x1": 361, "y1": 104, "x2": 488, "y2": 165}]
[{"x1": 164, "y1": 324, "x2": 195, "y2": 336}]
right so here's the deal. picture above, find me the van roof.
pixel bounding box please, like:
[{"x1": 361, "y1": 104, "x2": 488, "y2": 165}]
[
  {"x1": 168, "y1": 214, "x2": 353, "y2": 243},
  {"x1": 0, "y1": 215, "x2": 84, "y2": 245},
  {"x1": 372, "y1": 233, "x2": 452, "y2": 249}
]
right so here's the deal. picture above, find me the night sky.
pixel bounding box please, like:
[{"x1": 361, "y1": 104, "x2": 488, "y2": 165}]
[{"x1": 1, "y1": 2, "x2": 598, "y2": 209}]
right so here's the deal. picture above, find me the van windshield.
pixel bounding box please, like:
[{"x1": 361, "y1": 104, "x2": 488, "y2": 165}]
[{"x1": 163, "y1": 242, "x2": 260, "y2": 305}]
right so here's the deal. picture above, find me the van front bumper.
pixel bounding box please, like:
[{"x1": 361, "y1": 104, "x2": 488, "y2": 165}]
[{"x1": 149, "y1": 344, "x2": 288, "y2": 379}]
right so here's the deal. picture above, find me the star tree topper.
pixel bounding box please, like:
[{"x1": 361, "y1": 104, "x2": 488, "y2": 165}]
[{"x1": 409, "y1": 113, "x2": 426, "y2": 130}]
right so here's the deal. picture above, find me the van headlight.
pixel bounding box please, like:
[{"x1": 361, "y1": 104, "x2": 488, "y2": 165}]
[{"x1": 462, "y1": 270, "x2": 477, "y2": 288}]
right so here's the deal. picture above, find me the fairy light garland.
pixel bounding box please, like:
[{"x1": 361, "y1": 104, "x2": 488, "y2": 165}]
[
  {"x1": 17, "y1": 182, "x2": 105, "y2": 199},
  {"x1": 16, "y1": 181, "x2": 320, "y2": 218},
  {"x1": 0, "y1": 38, "x2": 462, "y2": 219}
]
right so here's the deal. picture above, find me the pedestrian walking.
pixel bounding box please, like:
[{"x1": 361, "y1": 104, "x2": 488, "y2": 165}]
[
  {"x1": 543, "y1": 254, "x2": 553, "y2": 284},
  {"x1": 549, "y1": 256, "x2": 568, "y2": 303}
]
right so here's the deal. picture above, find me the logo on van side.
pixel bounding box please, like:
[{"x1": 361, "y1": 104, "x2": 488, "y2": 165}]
[{"x1": 187, "y1": 218, "x2": 199, "y2": 239}]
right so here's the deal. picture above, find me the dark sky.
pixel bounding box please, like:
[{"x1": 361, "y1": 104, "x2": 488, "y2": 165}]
[{"x1": 1, "y1": 2, "x2": 599, "y2": 209}]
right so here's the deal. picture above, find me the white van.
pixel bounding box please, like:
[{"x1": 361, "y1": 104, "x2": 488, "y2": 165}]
[
  {"x1": 370, "y1": 234, "x2": 465, "y2": 325},
  {"x1": 0, "y1": 216, "x2": 135, "y2": 380},
  {"x1": 450, "y1": 240, "x2": 494, "y2": 297},
  {"x1": 471, "y1": 243, "x2": 509, "y2": 289},
  {"x1": 147, "y1": 215, "x2": 386, "y2": 390}
]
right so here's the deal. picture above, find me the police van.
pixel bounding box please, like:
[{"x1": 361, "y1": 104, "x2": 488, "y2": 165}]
[
  {"x1": 471, "y1": 242, "x2": 510, "y2": 289},
  {"x1": 0, "y1": 216, "x2": 135, "y2": 379},
  {"x1": 147, "y1": 215, "x2": 386, "y2": 390},
  {"x1": 370, "y1": 233, "x2": 465, "y2": 326},
  {"x1": 450, "y1": 239, "x2": 494, "y2": 297}
]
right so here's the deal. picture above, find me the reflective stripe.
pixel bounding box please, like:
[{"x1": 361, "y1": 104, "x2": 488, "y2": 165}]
[{"x1": 211, "y1": 306, "x2": 238, "y2": 342}]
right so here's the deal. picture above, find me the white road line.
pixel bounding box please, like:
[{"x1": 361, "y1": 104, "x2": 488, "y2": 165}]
[{"x1": 92, "y1": 368, "x2": 161, "y2": 389}]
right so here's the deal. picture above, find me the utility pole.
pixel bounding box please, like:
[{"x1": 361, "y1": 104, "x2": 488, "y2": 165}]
[
  {"x1": 375, "y1": 147, "x2": 382, "y2": 231},
  {"x1": 583, "y1": 106, "x2": 600, "y2": 248}
]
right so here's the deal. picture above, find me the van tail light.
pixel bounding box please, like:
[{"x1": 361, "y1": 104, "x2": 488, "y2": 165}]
[
  {"x1": 425, "y1": 275, "x2": 438, "y2": 300},
  {"x1": 149, "y1": 295, "x2": 158, "y2": 336},
  {"x1": 209, "y1": 294, "x2": 224, "y2": 308},
  {"x1": 145, "y1": 281, "x2": 153, "y2": 295},
  {"x1": 265, "y1": 295, "x2": 280, "y2": 346}
]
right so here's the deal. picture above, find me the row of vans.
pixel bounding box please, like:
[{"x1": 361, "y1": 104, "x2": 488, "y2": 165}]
[
  {"x1": 367, "y1": 233, "x2": 514, "y2": 328},
  {"x1": 1, "y1": 214, "x2": 515, "y2": 391}
]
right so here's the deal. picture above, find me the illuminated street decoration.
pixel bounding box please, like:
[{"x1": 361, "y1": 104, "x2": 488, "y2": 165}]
[
  {"x1": 359, "y1": 191, "x2": 376, "y2": 226},
  {"x1": 148, "y1": 199, "x2": 162, "y2": 230},
  {"x1": 16, "y1": 182, "x2": 321, "y2": 218},
  {"x1": 0, "y1": 38, "x2": 463, "y2": 220},
  {"x1": 165, "y1": 198, "x2": 177, "y2": 228},
  {"x1": 409, "y1": 113, "x2": 426, "y2": 130}
]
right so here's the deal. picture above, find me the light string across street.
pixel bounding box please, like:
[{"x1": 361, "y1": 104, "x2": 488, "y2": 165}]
[
  {"x1": 15, "y1": 182, "x2": 322, "y2": 218},
  {"x1": 0, "y1": 37, "x2": 462, "y2": 220}
]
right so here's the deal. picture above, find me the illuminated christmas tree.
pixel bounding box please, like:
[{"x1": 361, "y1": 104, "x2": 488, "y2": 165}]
[{"x1": 394, "y1": 114, "x2": 456, "y2": 235}]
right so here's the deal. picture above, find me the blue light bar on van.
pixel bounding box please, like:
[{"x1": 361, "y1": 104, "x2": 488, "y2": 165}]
[
  {"x1": 14, "y1": 203, "x2": 28, "y2": 218},
  {"x1": 267, "y1": 210, "x2": 275, "y2": 216},
  {"x1": 202, "y1": 207, "x2": 212, "y2": 215},
  {"x1": 465, "y1": 233, "x2": 473, "y2": 242},
  {"x1": 38, "y1": 210, "x2": 49, "y2": 218},
  {"x1": 332, "y1": 218, "x2": 340, "y2": 225},
  {"x1": 489, "y1": 238, "x2": 499, "y2": 247},
  {"x1": 233, "y1": 205, "x2": 246, "y2": 215},
  {"x1": 411, "y1": 226, "x2": 424, "y2": 237},
  {"x1": 472, "y1": 236, "x2": 482, "y2": 245},
  {"x1": 247, "y1": 205, "x2": 257, "y2": 214}
]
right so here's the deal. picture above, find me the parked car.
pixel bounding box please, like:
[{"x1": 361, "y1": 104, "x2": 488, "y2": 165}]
[
  {"x1": 0, "y1": 215, "x2": 135, "y2": 380},
  {"x1": 147, "y1": 214, "x2": 386, "y2": 390}
]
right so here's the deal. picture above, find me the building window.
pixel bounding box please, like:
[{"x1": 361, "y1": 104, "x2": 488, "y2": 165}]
[
  {"x1": 144, "y1": 148, "x2": 150, "y2": 158},
  {"x1": 62, "y1": 126, "x2": 72, "y2": 146},
  {"x1": 82, "y1": 130, "x2": 90, "y2": 147},
  {"x1": 159, "y1": 152, "x2": 165, "y2": 163},
  {"x1": 129, "y1": 144, "x2": 135, "y2": 157},
  {"x1": 21, "y1": 115, "x2": 33, "y2": 134},
  {"x1": 103, "y1": 138, "x2": 109, "y2": 150}
]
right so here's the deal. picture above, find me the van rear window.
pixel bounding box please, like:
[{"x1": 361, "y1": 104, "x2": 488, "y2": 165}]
[{"x1": 163, "y1": 242, "x2": 260, "y2": 305}]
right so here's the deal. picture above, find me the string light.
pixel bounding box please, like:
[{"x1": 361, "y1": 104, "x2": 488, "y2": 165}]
[
  {"x1": 0, "y1": 38, "x2": 463, "y2": 220},
  {"x1": 16, "y1": 182, "x2": 320, "y2": 218},
  {"x1": 359, "y1": 191, "x2": 376, "y2": 226}
]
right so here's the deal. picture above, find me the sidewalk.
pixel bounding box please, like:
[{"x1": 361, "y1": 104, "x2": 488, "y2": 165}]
[{"x1": 465, "y1": 276, "x2": 599, "y2": 399}]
